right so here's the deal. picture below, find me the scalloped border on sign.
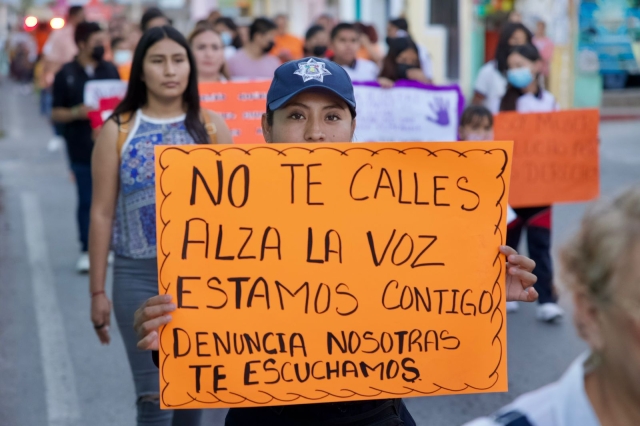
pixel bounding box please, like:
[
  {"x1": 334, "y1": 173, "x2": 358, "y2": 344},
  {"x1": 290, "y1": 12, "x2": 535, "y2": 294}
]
[{"x1": 156, "y1": 145, "x2": 509, "y2": 408}]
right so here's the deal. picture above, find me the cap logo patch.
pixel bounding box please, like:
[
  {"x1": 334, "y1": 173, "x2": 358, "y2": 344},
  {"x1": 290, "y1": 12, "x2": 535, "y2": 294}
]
[{"x1": 294, "y1": 58, "x2": 332, "y2": 83}]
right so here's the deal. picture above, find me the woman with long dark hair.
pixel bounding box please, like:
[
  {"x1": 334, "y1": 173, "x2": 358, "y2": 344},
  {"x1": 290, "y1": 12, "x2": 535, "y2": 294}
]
[
  {"x1": 472, "y1": 22, "x2": 532, "y2": 114},
  {"x1": 499, "y1": 44, "x2": 558, "y2": 113},
  {"x1": 500, "y1": 43, "x2": 561, "y2": 322},
  {"x1": 88, "y1": 25, "x2": 231, "y2": 426},
  {"x1": 378, "y1": 37, "x2": 431, "y2": 87}
]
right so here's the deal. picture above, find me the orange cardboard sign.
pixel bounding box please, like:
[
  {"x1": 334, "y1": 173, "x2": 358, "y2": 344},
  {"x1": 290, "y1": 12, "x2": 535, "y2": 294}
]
[
  {"x1": 199, "y1": 81, "x2": 270, "y2": 145},
  {"x1": 494, "y1": 109, "x2": 599, "y2": 208},
  {"x1": 155, "y1": 141, "x2": 513, "y2": 409}
]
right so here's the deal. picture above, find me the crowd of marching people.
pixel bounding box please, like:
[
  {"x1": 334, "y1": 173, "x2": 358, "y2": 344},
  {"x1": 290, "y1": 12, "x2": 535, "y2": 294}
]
[{"x1": 4, "y1": 5, "x2": 639, "y2": 426}]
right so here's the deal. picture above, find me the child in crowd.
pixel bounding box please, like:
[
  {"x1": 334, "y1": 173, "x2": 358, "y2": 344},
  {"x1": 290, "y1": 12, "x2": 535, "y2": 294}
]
[
  {"x1": 500, "y1": 43, "x2": 562, "y2": 322},
  {"x1": 458, "y1": 105, "x2": 494, "y2": 141}
]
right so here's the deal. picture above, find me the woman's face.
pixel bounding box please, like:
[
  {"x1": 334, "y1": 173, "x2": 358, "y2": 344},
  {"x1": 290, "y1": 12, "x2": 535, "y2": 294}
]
[
  {"x1": 262, "y1": 90, "x2": 356, "y2": 144},
  {"x1": 396, "y1": 48, "x2": 420, "y2": 66},
  {"x1": 508, "y1": 29, "x2": 528, "y2": 46},
  {"x1": 191, "y1": 30, "x2": 225, "y2": 78},
  {"x1": 142, "y1": 38, "x2": 190, "y2": 100},
  {"x1": 507, "y1": 51, "x2": 538, "y2": 74}
]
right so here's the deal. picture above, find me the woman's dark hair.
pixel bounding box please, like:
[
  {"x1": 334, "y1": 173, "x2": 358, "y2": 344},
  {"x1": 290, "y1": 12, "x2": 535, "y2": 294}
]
[
  {"x1": 460, "y1": 105, "x2": 493, "y2": 128},
  {"x1": 140, "y1": 7, "x2": 170, "y2": 32},
  {"x1": 389, "y1": 18, "x2": 409, "y2": 32},
  {"x1": 495, "y1": 22, "x2": 533, "y2": 74},
  {"x1": 111, "y1": 26, "x2": 209, "y2": 144},
  {"x1": 215, "y1": 17, "x2": 243, "y2": 49},
  {"x1": 499, "y1": 43, "x2": 542, "y2": 112},
  {"x1": 379, "y1": 37, "x2": 419, "y2": 81},
  {"x1": 354, "y1": 23, "x2": 378, "y2": 43},
  {"x1": 305, "y1": 24, "x2": 325, "y2": 41}
]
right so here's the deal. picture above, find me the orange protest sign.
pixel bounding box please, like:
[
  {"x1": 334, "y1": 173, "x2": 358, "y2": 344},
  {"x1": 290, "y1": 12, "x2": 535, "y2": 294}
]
[
  {"x1": 155, "y1": 141, "x2": 513, "y2": 409},
  {"x1": 199, "y1": 81, "x2": 270, "y2": 144},
  {"x1": 118, "y1": 63, "x2": 131, "y2": 82},
  {"x1": 494, "y1": 109, "x2": 599, "y2": 208}
]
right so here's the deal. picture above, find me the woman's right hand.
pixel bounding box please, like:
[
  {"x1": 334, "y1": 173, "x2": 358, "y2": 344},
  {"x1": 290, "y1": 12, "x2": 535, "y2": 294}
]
[
  {"x1": 378, "y1": 77, "x2": 395, "y2": 88},
  {"x1": 133, "y1": 294, "x2": 176, "y2": 350},
  {"x1": 91, "y1": 294, "x2": 112, "y2": 345},
  {"x1": 406, "y1": 68, "x2": 432, "y2": 84}
]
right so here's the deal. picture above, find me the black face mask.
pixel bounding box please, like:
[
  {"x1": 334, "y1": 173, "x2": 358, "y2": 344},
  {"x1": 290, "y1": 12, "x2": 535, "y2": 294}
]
[
  {"x1": 396, "y1": 63, "x2": 419, "y2": 80},
  {"x1": 312, "y1": 45, "x2": 328, "y2": 57},
  {"x1": 91, "y1": 45, "x2": 105, "y2": 62},
  {"x1": 263, "y1": 41, "x2": 275, "y2": 54}
]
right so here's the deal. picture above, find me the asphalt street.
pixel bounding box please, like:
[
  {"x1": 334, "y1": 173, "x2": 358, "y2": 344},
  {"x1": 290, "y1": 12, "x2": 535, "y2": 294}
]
[{"x1": 0, "y1": 80, "x2": 638, "y2": 426}]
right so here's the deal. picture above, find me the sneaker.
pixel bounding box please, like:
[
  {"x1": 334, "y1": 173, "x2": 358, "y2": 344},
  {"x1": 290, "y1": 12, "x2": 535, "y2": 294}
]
[
  {"x1": 536, "y1": 303, "x2": 564, "y2": 323},
  {"x1": 47, "y1": 136, "x2": 64, "y2": 152},
  {"x1": 76, "y1": 253, "x2": 90, "y2": 274},
  {"x1": 107, "y1": 251, "x2": 114, "y2": 265},
  {"x1": 506, "y1": 301, "x2": 519, "y2": 313}
]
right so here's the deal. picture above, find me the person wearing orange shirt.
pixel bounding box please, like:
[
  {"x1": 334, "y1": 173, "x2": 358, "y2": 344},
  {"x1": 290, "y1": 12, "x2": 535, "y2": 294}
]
[{"x1": 271, "y1": 13, "x2": 303, "y2": 62}]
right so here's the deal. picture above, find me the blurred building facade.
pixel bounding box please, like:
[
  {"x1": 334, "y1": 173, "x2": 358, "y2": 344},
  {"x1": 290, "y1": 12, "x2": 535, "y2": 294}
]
[
  {"x1": 6, "y1": 0, "x2": 637, "y2": 110},
  {"x1": 242, "y1": 0, "x2": 579, "y2": 107}
]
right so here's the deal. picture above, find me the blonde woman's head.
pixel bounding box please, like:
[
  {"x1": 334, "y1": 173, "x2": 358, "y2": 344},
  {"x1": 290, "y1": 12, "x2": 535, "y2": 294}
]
[{"x1": 560, "y1": 187, "x2": 640, "y2": 383}]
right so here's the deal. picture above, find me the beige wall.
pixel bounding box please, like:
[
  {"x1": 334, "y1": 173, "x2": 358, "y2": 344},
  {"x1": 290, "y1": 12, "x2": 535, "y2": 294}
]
[
  {"x1": 459, "y1": 0, "x2": 475, "y2": 97},
  {"x1": 406, "y1": 0, "x2": 446, "y2": 83}
]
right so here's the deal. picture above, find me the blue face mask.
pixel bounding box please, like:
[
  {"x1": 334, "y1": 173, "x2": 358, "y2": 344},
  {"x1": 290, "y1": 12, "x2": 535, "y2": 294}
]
[
  {"x1": 221, "y1": 32, "x2": 233, "y2": 47},
  {"x1": 507, "y1": 67, "x2": 534, "y2": 89}
]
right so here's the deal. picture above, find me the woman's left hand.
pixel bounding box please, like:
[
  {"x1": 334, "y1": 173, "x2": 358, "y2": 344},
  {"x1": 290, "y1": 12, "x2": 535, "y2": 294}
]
[
  {"x1": 501, "y1": 245, "x2": 539, "y2": 302},
  {"x1": 406, "y1": 68, "x2": 432, "y2": 84},
  {"x1": 378, "y1": 77, "x2": 395, "y2": 88}
]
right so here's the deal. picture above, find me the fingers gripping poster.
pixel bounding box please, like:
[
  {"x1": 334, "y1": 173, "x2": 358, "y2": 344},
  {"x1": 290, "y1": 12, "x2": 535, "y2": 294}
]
[
  {"x1": 353, "y1": 82, "x2": 464, "y2": 142},
  {"x1": 155, "y1": 141, "x2": 513, "y2": 409}
]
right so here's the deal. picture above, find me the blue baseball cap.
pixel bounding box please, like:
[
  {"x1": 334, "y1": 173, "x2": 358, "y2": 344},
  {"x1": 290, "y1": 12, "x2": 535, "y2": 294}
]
[{"x1": 267, "y1": 57, "x2": 357, "y2": 115}]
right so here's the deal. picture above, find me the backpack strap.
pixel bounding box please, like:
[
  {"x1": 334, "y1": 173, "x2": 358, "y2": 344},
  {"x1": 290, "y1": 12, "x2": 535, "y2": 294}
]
[
  {"x1": 116, "y1": 112, "x2": 134, "y2": 159},
  {"x1": 201, "y1": 110, "x2": 218, "y2": 144}
]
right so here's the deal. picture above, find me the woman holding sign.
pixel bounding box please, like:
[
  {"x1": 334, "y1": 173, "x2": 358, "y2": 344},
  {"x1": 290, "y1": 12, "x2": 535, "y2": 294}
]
[
  {"x1": 500, "y1": 43, "x2": 562, "y2": 323},
  {"x1": 133, "y1": 57, "x2": 539, "y2": 425},
  {"x1": 88, "y1": 26, "x2": 232, "y2": 426},
  {"x1": 378, "y1": 37, "x2": 432, "y2": 88}
]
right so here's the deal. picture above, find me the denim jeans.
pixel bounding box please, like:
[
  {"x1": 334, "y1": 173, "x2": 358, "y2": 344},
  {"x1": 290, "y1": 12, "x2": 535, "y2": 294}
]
[
  {"x1": 506, "y1": 206, "x2": 555, "y2": 304},
  {"x1": 40, "y1": 88, "x2": 52, "y2": 117},
  {"x1": 113, "y1": 257, "x2": 203, "y2": 426},
  {"x1": 69, "y1": 163, "x2": 92, "y2": 252}
]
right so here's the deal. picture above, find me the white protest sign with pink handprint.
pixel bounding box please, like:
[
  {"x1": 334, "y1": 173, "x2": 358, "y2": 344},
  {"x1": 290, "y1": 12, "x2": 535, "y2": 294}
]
[{"x1": 353, "y1": 81, "x2": 464, "y2": 142}]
